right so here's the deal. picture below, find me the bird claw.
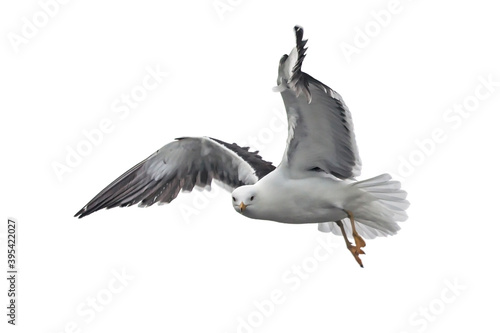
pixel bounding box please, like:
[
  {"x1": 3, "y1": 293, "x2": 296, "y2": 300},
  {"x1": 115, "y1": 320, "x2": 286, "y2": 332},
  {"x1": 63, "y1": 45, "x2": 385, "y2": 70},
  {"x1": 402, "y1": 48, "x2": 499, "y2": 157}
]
[
  {"x1": 335, "y1": 215, "x2": 367, "y2": 268},
  {"x1": 350, "y1": 228, "x2": 367, "y2": 267},
  {"x1": 345, "y1": 231, "x2": 366, "y2": 268},
  {"x1": 347, "y1": 243, "x2": 365, "y2": 268},
  {"x1": 353, "y1": 232, "x2": 366, "y2": 249}
]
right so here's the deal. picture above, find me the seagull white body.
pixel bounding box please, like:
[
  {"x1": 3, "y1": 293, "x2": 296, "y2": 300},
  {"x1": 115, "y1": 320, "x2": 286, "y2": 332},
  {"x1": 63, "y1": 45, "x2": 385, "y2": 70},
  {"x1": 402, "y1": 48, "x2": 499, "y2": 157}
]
[
  {"x1": 234, "y1": 167, "x2": 352, "y2": 223},
  {"x1": 76, "y1": 26, "x2": 409, "y2": 264}
]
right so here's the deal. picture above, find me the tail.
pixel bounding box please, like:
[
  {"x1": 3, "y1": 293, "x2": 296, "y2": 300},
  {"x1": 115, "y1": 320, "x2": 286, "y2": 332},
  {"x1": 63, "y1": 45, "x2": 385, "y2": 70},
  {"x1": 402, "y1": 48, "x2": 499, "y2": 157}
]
[{"x1": 319, "y1": 174, "x2": 410, "y2": 239}]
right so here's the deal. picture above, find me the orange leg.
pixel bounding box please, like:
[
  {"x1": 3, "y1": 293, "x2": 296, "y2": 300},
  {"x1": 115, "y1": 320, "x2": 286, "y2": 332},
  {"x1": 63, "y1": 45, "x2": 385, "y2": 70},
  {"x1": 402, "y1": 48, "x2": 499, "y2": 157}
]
[
  {"x1": 346, "y1": 211, "x2": 366, "y2": 252},
  {"x1": 335, "y1": 212, "x2": 366, "y2": 268}
]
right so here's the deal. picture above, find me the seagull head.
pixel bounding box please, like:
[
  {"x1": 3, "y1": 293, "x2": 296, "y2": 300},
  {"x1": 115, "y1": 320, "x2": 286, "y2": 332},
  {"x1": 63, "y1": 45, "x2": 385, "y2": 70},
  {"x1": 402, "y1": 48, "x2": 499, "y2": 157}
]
[{"x1": 232, "y1": 186, "x2": 257, "y2": 215}]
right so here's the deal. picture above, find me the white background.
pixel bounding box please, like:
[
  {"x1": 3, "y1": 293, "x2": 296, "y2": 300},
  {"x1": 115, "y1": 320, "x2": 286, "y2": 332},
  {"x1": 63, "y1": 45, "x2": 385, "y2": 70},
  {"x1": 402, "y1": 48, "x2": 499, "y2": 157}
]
[{"x1": 1, "y1": 0, "x2": 500, "y2": 332}]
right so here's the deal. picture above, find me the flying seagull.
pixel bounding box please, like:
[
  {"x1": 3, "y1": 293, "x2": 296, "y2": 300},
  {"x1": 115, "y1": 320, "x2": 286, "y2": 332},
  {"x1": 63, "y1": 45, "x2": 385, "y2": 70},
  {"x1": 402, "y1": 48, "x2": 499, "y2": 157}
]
[{"x1": 75, "y1": 26, "x2": 409, "y2": 267}]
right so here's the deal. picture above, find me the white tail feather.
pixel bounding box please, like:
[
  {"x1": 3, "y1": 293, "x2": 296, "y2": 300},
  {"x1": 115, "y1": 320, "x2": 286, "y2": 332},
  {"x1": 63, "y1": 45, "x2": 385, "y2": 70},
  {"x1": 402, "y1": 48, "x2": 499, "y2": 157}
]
[{"x1": 319, "y1": 174, "x2": 410, "y2": 239}]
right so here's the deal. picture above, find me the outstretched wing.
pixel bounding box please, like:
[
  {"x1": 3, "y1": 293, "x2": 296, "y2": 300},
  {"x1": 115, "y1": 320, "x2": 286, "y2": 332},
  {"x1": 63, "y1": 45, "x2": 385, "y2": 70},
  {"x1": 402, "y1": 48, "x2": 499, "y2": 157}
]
[
  {"x1": 75, "y1": 137, "x2": 275, "y2": 218},
  {"x1": 276, "y1": 26, "x2": 361, "y2": 179}
]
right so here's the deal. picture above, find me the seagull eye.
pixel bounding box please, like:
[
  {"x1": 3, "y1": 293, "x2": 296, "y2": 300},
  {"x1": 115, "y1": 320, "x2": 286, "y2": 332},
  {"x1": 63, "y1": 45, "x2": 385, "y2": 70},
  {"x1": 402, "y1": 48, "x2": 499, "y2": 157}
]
[
  {"x1": 232, "y1": 197, "x2": 236, "y2": 201},
  {"x1": 250, "y1": 196, "x2": 254, "y2": 201}
]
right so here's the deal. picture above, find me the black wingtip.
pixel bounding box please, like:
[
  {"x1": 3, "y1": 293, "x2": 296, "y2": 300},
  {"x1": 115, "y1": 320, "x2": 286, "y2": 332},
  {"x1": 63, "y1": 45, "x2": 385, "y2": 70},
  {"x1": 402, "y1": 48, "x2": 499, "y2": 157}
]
[
  {"x1": 294, "y1": 25, "x2": 304, "y2": 43},
  {"x1": 289, "y1": 25, "x2": 308, "y2": 94},
  {"x1": 74, "y1": 208, "x2": 87, "y2": 219},
  {"x1": 293, "y1": 25, "x2": 307, "y2": 50}
]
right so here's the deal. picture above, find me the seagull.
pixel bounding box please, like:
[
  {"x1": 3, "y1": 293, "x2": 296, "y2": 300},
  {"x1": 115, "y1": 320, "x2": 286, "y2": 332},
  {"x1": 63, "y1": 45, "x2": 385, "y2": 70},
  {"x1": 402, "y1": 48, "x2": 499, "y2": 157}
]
[{"x1": 75, "y1": 26, "x2": 409, "y2": 267}]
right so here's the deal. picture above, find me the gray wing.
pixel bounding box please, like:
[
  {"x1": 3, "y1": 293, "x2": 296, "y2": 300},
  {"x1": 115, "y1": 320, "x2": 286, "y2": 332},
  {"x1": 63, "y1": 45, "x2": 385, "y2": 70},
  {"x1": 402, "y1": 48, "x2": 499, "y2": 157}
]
[
  {"x1": 275, "y1": 26, "x2": 361, "y2": 179},
  {"x1": 75, "y1": 137, "x2": 275, "y2": 218}
]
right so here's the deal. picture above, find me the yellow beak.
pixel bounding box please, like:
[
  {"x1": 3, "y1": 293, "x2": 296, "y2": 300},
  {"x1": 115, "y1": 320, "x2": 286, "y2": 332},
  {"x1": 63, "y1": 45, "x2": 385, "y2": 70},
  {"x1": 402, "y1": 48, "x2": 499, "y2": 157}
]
[{"x1": 239, "y1": 202, "x2": 247, "y2": 212}]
